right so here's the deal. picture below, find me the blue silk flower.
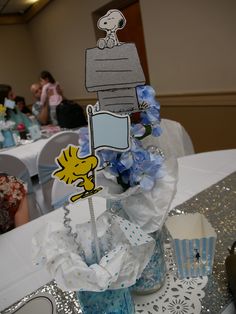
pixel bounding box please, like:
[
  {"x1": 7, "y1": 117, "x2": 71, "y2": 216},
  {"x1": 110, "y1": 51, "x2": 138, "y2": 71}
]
[{"x1": 78, "y1": 85, "x2": 164, "y2": 192}]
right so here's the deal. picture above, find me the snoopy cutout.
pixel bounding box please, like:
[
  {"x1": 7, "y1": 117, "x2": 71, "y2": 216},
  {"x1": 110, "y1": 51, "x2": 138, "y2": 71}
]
[{"x1": 97, "y1": 9, "x2": 126, "y2": 49}]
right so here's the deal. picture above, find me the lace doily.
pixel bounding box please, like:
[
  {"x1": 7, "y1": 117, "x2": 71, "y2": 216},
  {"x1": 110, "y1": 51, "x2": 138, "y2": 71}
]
[{"x1": 133, "y1": 245, "x2": 208, "y2": 314}]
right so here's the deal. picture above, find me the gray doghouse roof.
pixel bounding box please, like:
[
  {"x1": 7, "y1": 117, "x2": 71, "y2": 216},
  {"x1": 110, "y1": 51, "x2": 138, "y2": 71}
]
[{"x1": 85, "y1": 43, "x2": 145, "y2": 92}]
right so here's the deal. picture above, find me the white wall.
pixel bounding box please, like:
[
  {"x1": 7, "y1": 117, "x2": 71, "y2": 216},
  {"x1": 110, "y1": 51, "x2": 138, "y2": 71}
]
[
  {"x1": 0, "y1": 25, "x2": 39, "y2": 102},
  {"x1": 28, "y1": 0, "x2": 108, "y2": 101},
  {"x1": 0, "y1": 0, "x2": 235, "y2": 102},
  {"x1": 140, "y1": 0, "x2": 236, "y2": 94}
]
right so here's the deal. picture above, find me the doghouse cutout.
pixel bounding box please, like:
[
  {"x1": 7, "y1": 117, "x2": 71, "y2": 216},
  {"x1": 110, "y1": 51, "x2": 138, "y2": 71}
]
[
  {"x1": 86, "y1": 43, "x2": 145, "y2": 91},
  {"x1": 85, "y1": 43, "x2": 145, "y2": 114},
  {"x1": 85, "y1": 9, "x2": 145, "y2": 115},
  {"x1": 98, "y1": 88, "x2": 139, "y2": 114}
]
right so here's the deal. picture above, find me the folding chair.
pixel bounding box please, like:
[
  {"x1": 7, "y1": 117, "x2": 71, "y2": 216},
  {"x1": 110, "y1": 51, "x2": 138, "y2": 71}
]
[
  {"x1": 51, "y1": 179, "x2": 107, "y2": 227},
  {"x1": 51, "y1": 179, "x2": 78, "y2": 209}
]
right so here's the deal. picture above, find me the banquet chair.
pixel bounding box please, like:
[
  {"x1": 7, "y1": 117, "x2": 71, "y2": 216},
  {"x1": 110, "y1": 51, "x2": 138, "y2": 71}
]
[
  {"x1": 51, "y1": 179, "x2": 107, "y2": 225},
  {"x1": 51, "y1": 179, "x2": 78, "y2": 209},
  {"x1": 0, "y1": 154, "x2": 42, "y2": 220},
  {"x1": 142, "y1": 118, "x2": 195, "y2": 158},
  {"x1": 37, "y1": 131, "x2": 80, "y2": 213}
]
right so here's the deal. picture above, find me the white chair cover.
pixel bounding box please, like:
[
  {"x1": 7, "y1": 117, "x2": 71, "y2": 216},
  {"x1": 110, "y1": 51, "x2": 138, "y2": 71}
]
[
  {"x1": 142, "y1": 118, "x2": 195, "y2": 158},
  {"x1": 0, "y1": 154, "x2": 41, "y2": 220},
  {"x1": 51, "y1": 179, "x2": 107, "y2": 231},
  {"x1": 37, "y1": 131, "x2": 80, "y2": 213},
  {"x1": 51, "y1": 179, "x2": 78, "y2": 209}
]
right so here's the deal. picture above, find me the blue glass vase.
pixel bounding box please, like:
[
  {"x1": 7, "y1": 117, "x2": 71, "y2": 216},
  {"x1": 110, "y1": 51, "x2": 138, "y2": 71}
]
[
  {"x1": 107, "y1": 199, "x2": 166, "y2": 295},
  {"x1": 77, "y1": 288, "x2": 135, "y2": 314},
  {"x1": 2, "y1": 130, "x2": 15, "y2": 148},
  {"x1": 132, "y1": 229, "x2": 166, "y2": 294}
]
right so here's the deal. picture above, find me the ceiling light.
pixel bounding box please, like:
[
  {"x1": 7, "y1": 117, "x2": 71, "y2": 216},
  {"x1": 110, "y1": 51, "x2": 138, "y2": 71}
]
[{"x1": 26, "y1": 0, "x2": 39, "y2": 4}]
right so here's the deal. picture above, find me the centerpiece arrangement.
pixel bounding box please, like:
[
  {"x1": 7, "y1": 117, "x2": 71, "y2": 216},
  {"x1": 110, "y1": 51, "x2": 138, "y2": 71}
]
[
  {"x1": 79, "y1": 84, "x2": 178, "y2": 294},
  {"x1": 0, "y1": 103, "x2": 6, "y2": 121},
  {"x1": 0, "y1": 104, "x2": 16, "y2": 148},
  {"x1": 81, "y1": 9, "x2": 178, "y2": 295},
  {"x1": 33, "y1": 9, "x2": 178, "y2": 313}
]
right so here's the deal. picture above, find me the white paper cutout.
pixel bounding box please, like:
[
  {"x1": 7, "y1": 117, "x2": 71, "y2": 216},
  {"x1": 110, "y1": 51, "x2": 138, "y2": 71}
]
[
  {"x1": 85, "y1": 9, "x2": 145, "y2": 114},
  {"x1": 85, "y1": 43, "x2": 145, "y2": 93},
  {"x1": 97, "y1": 88, "x2": 139, "y2": 114},
  {"x1": 97, "y1": 9, "x2": 126, "y2": 49},
  {"x1": 87, "y1": 105, "x2": 130, "y2": 152}
]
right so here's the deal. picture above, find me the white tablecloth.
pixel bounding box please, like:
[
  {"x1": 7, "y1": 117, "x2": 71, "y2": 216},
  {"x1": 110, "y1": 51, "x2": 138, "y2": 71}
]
[
  {"x1": 0, "y1": 139, "x2": 48, "y2": 176},
  {"x1": 0, "y1": 149, "x2": 236, "y2": 312},
  {"x1": 170, "y1": 149, "x2": 236, "y2": 209}
]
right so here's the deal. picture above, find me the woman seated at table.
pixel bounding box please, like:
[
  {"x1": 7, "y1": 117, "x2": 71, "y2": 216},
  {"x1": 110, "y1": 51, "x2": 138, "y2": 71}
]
[
  {"x1": 0, "y1": 84, "x2": 33, "y2": 132},
  {"x1": 0, "y1": 173, "x2": 29, "y2": 234},
  {"x1": 15, "y1": 95, "x2": 31, "y2": 116}
]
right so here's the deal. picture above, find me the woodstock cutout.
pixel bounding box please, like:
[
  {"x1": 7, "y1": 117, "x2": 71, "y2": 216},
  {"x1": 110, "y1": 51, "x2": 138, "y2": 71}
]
[{"x1": 52, "y1": 145, "x2": 102, "y2": 202}]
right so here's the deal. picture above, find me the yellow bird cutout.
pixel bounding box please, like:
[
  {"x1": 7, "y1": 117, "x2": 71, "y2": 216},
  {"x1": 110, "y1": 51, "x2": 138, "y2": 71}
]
[{"x1": 53, "y1": 145, "x2": 102, "y2": 202}]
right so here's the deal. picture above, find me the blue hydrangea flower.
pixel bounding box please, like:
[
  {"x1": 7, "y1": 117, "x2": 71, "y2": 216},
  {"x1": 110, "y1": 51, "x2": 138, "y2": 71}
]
[
  {"x1": 78, "y1": 127, "x2": 90, "y2": 157},
  {"x1": 151, "y1": 124, "x2": 162, "y2": 137},
  {"x1": 136, "y1": 85, "x2": 162, "y2": 137},
  {"x1": 77, "y1": 86, "x2": 165, "y2": 192},
  {"x1": 130, "y1": 123, "x2": 146, "y2": 138}
]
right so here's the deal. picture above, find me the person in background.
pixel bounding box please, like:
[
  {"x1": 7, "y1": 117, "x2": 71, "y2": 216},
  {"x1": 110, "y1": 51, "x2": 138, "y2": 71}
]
[
  {"x1": 0, "y1": 173, "x2": 29, "y2": 234},
  {"x1": 15, "y1": 96, "x2": 31, "y2": 116},
  {"x1": 0, "y1": 84, "x2": 32, "y2": 133},
  {"x1": 39, "y1": 70, "x2": 63, "y2": 125},
  {"x1": 30, "y1": 83, "x2": 51, "y2": 125}
]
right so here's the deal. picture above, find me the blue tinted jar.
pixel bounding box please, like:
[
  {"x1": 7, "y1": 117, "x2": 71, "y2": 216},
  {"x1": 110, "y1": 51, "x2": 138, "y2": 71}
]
[
  {"x1": 132, "y1": 229, "x2": 166, "y2": 294},
  {"x1": 77, "y1": 288, "x2": 135, "y2": 314},
  {"x1": 107, "y1": 199, "x2": 166, "y2": 295},
  {"x1": 2, "y1": 130, "x2": 15, "y2": 148}
]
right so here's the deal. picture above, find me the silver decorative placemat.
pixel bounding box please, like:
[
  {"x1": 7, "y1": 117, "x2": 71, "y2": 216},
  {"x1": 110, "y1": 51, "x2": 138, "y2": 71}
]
[
  {"x1": 1, "y1": 281, "x2": 82, "y2": 314},
  {"x1": 170, "y1": 171, "x2": 236, "y2": 314},
  {"x1": 2, "y1": 172, "x2": 235, "y2": 314}
]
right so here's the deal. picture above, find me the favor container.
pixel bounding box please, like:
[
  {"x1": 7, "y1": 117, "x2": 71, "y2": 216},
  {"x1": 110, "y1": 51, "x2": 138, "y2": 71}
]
[
  {"x1": 107, "y1": 199, "x2": 166, "y2": 294},
  {"x1": 165, "y1": 213, "x2": 217, "y2": 279}
]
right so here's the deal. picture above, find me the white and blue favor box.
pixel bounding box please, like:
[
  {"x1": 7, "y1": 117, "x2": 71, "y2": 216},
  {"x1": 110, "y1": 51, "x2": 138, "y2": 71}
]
[{"x1": 165, "y1": 213, "x2": 217, "y2": 279}]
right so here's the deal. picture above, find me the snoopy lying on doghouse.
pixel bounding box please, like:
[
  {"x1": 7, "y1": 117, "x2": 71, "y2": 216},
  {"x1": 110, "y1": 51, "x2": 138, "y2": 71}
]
[{"x1": 97, "y1": 9, "x2": 126, "y2": 49}]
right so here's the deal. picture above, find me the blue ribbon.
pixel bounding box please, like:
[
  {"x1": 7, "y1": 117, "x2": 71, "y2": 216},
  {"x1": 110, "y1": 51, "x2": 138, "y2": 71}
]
[
  {"x1": 2, "y1": 130, "x2": 15, "y2": 148},
  {"x1": 52, "y1": 194, "x2": 71, "y2": 209},
  {"x1": 18, "y1": 169, "x2": 34, "y2": 194},
  {"x1": 38, "y1": 164, "x2": 58, "y2": 184}
]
